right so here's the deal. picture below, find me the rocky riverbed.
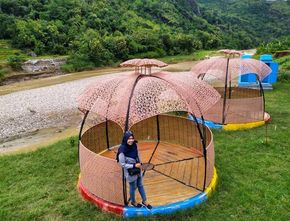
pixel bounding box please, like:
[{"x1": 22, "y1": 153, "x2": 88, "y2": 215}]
[
  {"x1": 0, "y1": 61, "x2": 197, "y2": 153},
  {"x1": 0, "y1": 74, "x2": 113, "y2": 153}
]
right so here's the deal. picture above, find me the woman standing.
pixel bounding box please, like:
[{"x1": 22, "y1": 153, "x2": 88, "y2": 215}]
[{"x1": 117, "y1": 131, "x2": 152, "y2": 209}]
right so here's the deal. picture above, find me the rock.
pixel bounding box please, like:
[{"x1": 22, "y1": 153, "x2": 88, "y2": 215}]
[
  {"x1": 22, "y1": 58, "x2": 67, "y2": 74},
  {"x1": 28, "y1": 108, "x2": 37, "y2": 114},
  {"x1": 30, "y1": 52, "x2": 37, "y2": 57}
]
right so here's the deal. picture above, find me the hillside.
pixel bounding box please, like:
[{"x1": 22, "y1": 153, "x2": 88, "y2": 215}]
[
  {"x1": 199, "y1": 0, "x2": 290, "y2": 48},
  {"x1": 0, "y1": 0, "x2": 290, "y2": 70}
]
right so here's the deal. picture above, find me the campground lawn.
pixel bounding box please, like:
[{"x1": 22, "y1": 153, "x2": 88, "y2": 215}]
[{"x1": 0, "y1": 82, "x2": 289, "y2": 221}]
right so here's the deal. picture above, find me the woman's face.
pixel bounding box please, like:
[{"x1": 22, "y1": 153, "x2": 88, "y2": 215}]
[{"x1": 127, "y1": 136, "x2": 134, "y2": 146}]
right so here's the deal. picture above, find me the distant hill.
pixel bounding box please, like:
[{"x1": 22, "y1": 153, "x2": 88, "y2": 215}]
[
  {"x1": 0, "y1": 0, "x2": 289, "y2": 69},
  {"x1": 199, "y1": 0, "x2": 290, "y2": 48}
]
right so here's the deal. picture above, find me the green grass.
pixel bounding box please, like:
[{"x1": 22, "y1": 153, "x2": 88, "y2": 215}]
[
  {"x1": 0, "y1": 39, "x2": 67, "y2": 64},
  {"x1": 160, "y1": 50, "x2": 216, "y2": 64},
  {"x1": 274, "y1": 55, "x2": 290, "y2": 83},
  {"x1": 0, "y1": 40, "x2": 21, "y2": 64},
  {"x1": 276, "y1": 55, "x2": 290, "y2": 71},
  {"x1": 0, "y1": 87, "x2": 290, "y2": 220}
]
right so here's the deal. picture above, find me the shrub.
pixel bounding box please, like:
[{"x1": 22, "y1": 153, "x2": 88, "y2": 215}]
[
  {"x1": 64, "y1": 53, "x2": 95, "y2": 72},
  {"x1": 278, "y1": 71, "x2": 290, "y2": 83},
  {"x1": 7, "y1": 55, "x2": 26, "y2": 71},
  {"x1": 60, "y1": 64, "x2": 75, "y2": 73}
]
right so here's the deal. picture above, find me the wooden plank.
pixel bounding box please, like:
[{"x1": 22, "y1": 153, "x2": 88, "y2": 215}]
[
  {"x1": 189, "y1": 158, "x2": 199, "y2": 187},
  {"x1": 183, "y1": 159, "x2": 192, "y2": 186},
  {"x1": 196, "y1": 158, "x2": 205, "y2": 190},
  {"x1": 131, "y1": 170, "x2": 200, "y2": 206},
  {"x1": 176, "y1": 160, "x2": 186, "y2": 182}
]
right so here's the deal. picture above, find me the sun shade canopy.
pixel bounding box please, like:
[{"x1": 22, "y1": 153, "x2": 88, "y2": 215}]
[
  {"x1": 120, "y1": 58, "x2": 168, "y2": 68},
  {"x1": 217, "y1": 49, "x2": 244, "y2": 56},
  {"x1": 78, "y1": 71, "x2": 220, "y2": 130},
  {"x1": 191, "y1": 57, "x2": 272, "y2": 82}
]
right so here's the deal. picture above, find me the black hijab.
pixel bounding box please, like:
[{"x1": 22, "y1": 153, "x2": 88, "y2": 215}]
[{"x1": 116, "y1": 131, "x2": 139, "y2": 161}]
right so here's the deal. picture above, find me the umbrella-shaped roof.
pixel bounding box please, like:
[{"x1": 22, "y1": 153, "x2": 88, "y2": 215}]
[
  {"x1": 191, "y1": 57, "x2": 272, "y2": 82},
  {"x1": 120, "y1": 58, "x2": 168, "y2": 68},
  {"x1": 218, "y1": 49, "x2": 244, "y2": 56},
  {"x1": 78, "y1": 70, "x2": 220, "y2": 130}
]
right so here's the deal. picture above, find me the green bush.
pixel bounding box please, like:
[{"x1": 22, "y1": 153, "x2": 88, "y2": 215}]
[
  {"x1": 276, "y1": 56, "x2": 290, "y2": 70},
  {"x1": 257, "y1": 36, "x2": 290, "y2": 54},
  {"x1": 278, "y1": 71, "x2": 290, "y2": 83},
  {"x1": 64, "y1": 52, "x2": 96, "y2": 72},
  {"x1": 135, "y1": 50, "x2": 166, "y2": 59},
  {"x1": 7, "y1": 55, "x2": 26, "y2": 71},
  {"x1": 60, "y1": 63, "x2": 75, "y2": 73}
]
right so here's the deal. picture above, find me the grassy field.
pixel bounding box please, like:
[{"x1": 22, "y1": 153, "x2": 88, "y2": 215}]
[
  {"x1": 0, "y1": 40, "x2": 21, "y2": 64},
  {"x1": 160, "y1": 50, "x2": 216, "y2": 64},
  {"x1": 0, "y1": 82, "x2": 290, "y2": 221}
]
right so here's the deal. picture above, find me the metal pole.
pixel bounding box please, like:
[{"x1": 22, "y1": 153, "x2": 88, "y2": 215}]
[
  {"x1": 143, "y1": 115, "x2": 160, "y2": 176},
  {"x1": 122, "y1": 169, "x2": 128, "y2": 205},
  {"x1": 145, "y1": 74, "x2": 208, "y2": 189},
  {"x1": 257, "y1": 76, "x2": 265, "y2": 116},
  {"x1": 78, "y1": 111, "x2": 89, "y2": 163},
  {"x1": 105, "y1": 118, "x2": 110, "y2": 149},
  {"x1": 201, "y1": 115, "x2": 207, "y2": 191},
  {"x1": 123, "y1": 74, "x2": 143, "y2": 205},
  {"x1": 124, "y1": 75, "x2": 143, "y2": 131},
  {"x1": 222, "y1": 58, "x2": 230, "y2": 124},
  {"x1": 190, "y1": 114, "x2": 204, "y2": 146},
  {"x1": 229, "y1": 78, "x2": 232, "y2": 99},
  {"x1": 189, "y1": 113, "x2": 207, "y2": 190}
]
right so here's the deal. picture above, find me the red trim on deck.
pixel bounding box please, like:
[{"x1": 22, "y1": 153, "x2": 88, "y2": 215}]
[{"x1": 78, "y1": 181, "x2": 124, "y2": 216}]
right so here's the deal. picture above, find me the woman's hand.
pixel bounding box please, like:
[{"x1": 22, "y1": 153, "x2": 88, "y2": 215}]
[{"x1": 135, "y1": 163, "x2": 141, "y2": 168}]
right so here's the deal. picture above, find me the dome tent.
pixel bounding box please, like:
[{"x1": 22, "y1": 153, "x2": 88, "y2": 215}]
[
  {"x1": 191, "y1": 51, "x2": 272, "y2": 130},
  {"x1": 77, "y1": 59, "x2": 220, "y2": 217}
]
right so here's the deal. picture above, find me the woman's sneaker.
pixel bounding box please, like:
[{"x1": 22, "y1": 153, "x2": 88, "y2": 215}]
[
  {"x1": 132, "y1": 203, "x2": 142, "y2": 208},
  {"x1": 142, "y1": 202, "x2": 152, "y2": 209}
]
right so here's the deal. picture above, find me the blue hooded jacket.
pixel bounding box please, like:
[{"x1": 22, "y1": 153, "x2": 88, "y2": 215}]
[{"x1": 116, "y1": 131, "x2": 139, "y2": 162}]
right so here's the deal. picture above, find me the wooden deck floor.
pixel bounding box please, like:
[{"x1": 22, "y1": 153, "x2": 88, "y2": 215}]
[{"x1": 101, "y1": 142, "x2": 204, "y2": 206}]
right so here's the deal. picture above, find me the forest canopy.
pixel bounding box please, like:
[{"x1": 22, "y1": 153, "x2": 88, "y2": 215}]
[{"x1": 0, "y1": 0, "x2": 289, "y2": 70}]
